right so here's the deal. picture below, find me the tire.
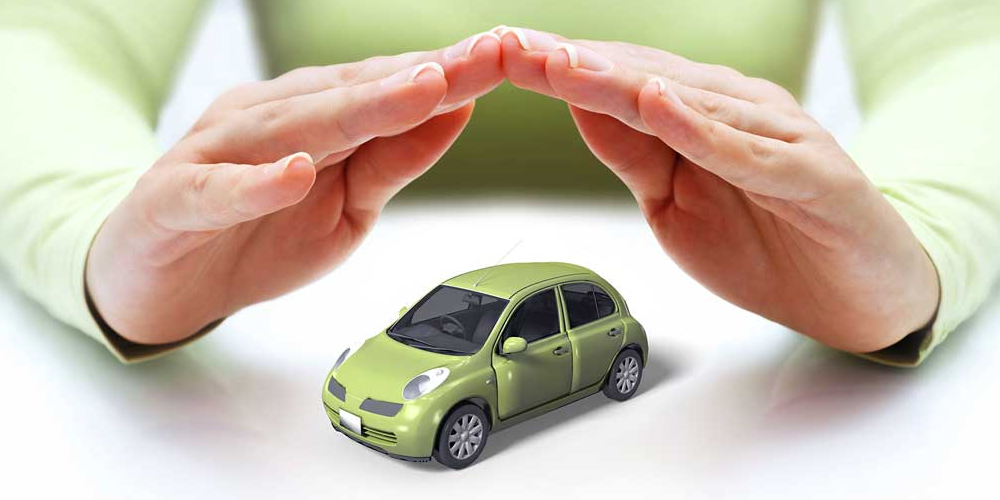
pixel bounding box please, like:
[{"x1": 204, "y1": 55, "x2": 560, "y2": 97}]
[
  {"x1": 434, "y1": 403, "x2": 490, "y2": 469},
  {"x1": 603, "y1": 348, "x2": 643, "y2": 401}
]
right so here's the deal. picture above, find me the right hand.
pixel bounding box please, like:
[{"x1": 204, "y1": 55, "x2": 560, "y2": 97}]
[
  {"x1": 85, "y1": 32, "x2": 504, "y2": 344},
  {"x1": 497, "y1": 27, "x2": 938, "y2": 353}
]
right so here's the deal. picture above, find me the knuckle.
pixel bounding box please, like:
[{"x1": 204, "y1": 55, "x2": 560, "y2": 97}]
[
  {"x1": 335, "y1": 65, "x2": 365, "y2": 86},
  {"x1": 188, "y1": 165, "x2": 216, "y2": 197},
  {"x1": 747, "y1": 136, "x2": 777, "y2": 163},
  {"x1": 699, "y1": 94, "x2": 724, "y2": 117},
  {"x1": 258, "y1": 97, "x2": 295, "y2": 124},
  {"x1": 332, "y1": 114, "x2": 360, "y2": 145}
]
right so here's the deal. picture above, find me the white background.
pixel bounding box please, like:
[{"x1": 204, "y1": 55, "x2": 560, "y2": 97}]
[{"x1": 2, "y1": 1, "x2": 997, "y2": 499}]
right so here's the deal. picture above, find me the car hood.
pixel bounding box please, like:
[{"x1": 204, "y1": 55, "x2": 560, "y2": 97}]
[{"x1": 332, "y1": 332, "x2": 465, "y2": 403}]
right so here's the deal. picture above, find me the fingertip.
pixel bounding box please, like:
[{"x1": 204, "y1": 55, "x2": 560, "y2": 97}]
[
  {"x1": 545, "y1": 45, "x2": 573, "y2": 73},
  {"x1": 466, "y1": 32, "x2": 502, "y2": 58},
  {"x1": 408, "y1": 61, "x2": 446, "y2": 84},
  {"x1": 284, "y1": 152, "x2": 317, "y2": 184},
  {"x1": 638, "y1": 78, "x2": 673, "y2": 118},
  {"x1": 386, "y1": 62, "x2": 449, "y2": 117},
  {"x1": 269, "y1": 152, "x2": 316, "y2": 201},
  {"x1": 638, "y1": 78, "x2": 707, "y2": 158},
  {"x1": 501, "y1": 35, "x2": 551, "y2": 92}
]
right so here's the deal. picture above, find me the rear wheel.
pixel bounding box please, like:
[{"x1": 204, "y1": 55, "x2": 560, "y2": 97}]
[
  {"x1": 434, "y1": 403, "x2": 490, "y2": 469},
  {"x1": 603, "y1": 348, "x2": 643, "y2": 401}
]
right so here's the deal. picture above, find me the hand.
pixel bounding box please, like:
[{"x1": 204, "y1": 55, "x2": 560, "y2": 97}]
[
  {"x1": 86, "y1": 33, "x2": 504, "y2": 344},
  {"x1": 496, "y1": 27, "x2": 939, "y2": 352}
]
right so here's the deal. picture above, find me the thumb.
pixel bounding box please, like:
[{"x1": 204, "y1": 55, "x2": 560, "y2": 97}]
[{"x1": 147, "y1": 152, "x2": 317, "y2": 233}]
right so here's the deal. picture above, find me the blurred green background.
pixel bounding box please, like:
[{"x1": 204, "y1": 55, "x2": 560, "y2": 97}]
[{"x1": 248, "y1": 0, "x2": 816, "y2": 198}]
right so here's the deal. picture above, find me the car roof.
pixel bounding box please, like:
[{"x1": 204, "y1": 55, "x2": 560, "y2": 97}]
[{"x1": 442, "y1": 262, "x2": 594, "y2": 299}]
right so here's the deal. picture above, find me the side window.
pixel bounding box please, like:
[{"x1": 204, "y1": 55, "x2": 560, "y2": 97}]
[
  {"x1": 563, "y1": 283, "x2": 598, "y2": 328},
  {"x1": 502, "y1": 289, "x2": 560, "y2": 343},
  {"x1": 592, "y1": 284, "x2": 616, "y2": 318}
]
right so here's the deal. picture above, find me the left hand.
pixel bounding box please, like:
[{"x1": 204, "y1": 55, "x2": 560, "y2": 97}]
[
  {"x1": 85, "y1": 34, "x2": 504, "y2": 344},
  {"x1": 494, "y1": 27, "x2": 939, "y2": 353}
]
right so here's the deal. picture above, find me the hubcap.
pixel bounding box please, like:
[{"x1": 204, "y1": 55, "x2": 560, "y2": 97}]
[
  {"x1": 448, "y1": 414, "x2": 484, "y2": 460},
  {"x1": 615, "y1": 356, "x2": 640, "y2": 394}
]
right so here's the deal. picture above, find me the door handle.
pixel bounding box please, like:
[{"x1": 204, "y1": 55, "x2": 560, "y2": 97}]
[
  {"x1": 607, "y1": 328, "x2": 622, "y2": 337},
  {"x1": 553, "y1": 346, "x2": 570, "y2": 356}
]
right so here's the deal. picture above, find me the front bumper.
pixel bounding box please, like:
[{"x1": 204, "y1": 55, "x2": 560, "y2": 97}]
[
  {"x1": 322, "y1": 388, "x2": 444, "y2": 460},
  {"x1": 326, "y1": 407, "x2": 430, "y2": 462}
]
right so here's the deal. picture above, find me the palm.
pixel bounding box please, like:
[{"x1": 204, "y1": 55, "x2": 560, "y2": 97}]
[
  {"x1": 651, "y1": 155, "x2": 821, "y2": 328},
  {"x1": 570, "y1": 106, "x2": 894, "y2": 341},
  {"x1": 202, "y1": 163, "x2": 359, "y2": 311}
]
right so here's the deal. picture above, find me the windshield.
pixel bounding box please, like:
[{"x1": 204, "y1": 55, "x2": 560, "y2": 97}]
[{"x1": 388, "y1": 286, "x2": 508, "y2": 355}]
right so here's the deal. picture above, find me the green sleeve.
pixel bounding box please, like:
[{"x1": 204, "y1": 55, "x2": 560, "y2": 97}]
[
  {"x1": 0, "y1": 0, "x2": 207, "y2": 362},
  {"x1": 839, "y1": 0, "x2": 1000, "y2": 366}
]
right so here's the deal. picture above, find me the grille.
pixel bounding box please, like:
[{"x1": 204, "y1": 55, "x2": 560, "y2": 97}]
[
  {"x1": 360, "y1": 398, "x2": 403, "y2": 417},
  {"x1": 362, "y1": 425, "x2": 397, "y2": 445}
]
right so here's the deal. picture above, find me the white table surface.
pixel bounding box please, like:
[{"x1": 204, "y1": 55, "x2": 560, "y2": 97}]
[
  {"x1": 4, "y1": 1, "x2": 997, "y2": 498},
  {"x1": 2, "y1": 198, "x2": 998, "y2": 499}
]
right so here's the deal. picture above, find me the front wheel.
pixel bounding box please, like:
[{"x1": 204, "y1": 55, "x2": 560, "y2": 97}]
[
  {"x1": 603, "y1": 348, "x2": 643, "y2": 401},
  {"x1": 434, "y1": 403, "x2": 490, "y2": 469}
]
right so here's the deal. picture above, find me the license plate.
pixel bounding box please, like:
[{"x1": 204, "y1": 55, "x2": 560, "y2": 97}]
[{"x1": 339, "y1": 409, "x2": 362, "y2": 435}]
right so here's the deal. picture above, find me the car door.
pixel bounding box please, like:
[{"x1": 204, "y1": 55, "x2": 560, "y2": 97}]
[
  {"x1": 560, "y1": 282, "x2": 624, "y2": 391},
  {"x1": 492, "y1": 288, "x2": 573, "y2": 420}
]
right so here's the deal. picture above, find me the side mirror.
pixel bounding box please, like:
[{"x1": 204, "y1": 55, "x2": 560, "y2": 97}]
[
  {"x1": 398, "y1": 306, "x2": 408, "y2": 317},
  {"x1": 501, "y1": 337, "x2": 527, "y2": 355}
]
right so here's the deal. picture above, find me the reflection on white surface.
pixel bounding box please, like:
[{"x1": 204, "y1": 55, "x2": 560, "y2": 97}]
[{"x1": 2, "y1": 199, "x2": 998, "y2": 499}]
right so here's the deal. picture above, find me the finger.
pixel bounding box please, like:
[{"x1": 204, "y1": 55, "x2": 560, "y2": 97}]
[
  {"x1": 671, "y1": 82, "x2": 809, "y2": 142},
  {"x1": 638, "y1": 78, "x2": 811, "y2": 199},
  {"x1": 499, "y1": 26, "x2": 793, "y2": 108},
  {"x1": 193, "y1": 63, "x2": 449, "y2": 166},
  {"x1": 497, "y1": 26, "x2": 563, "y2": 95},
  {"x1": 568, "y1": 105, "x2": 676, "y2": 211},
  {"x1": 571, "y1": 39, "x2": 784, "y2": 105},
  {"x1": 544, "y1": 42, "x2": 651, "y2": 133},
  {"x1": 148, "y1": 152, "x2": 317, "y2": 233},
  {"x1": 209, "y1": 31, "x2": 503, "y2": 115},
  {"x1": 342, "y1": 102, "x2": 475, "y2": 223}
]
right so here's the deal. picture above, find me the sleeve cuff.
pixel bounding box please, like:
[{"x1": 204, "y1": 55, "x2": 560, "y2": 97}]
[
  {"x1": 854, "y1": 190, "x2": 960, "y2": 367},
  {"x1": 62, "y1": 171, "x2": 218, "y2": 363}
]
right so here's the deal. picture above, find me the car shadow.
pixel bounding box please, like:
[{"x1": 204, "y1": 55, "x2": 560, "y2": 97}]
[{"x1": 476, "y1": 347, "x2": 686, "y2": 463}]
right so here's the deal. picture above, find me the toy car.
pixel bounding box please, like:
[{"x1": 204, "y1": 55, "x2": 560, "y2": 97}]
[{"x1": 321, "y1": 262, "x2": 648, "y2": 469}]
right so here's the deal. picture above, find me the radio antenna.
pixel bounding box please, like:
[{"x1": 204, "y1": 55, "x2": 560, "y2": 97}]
[{"x1": 474, "y1": 239, "x2": 522, "y2": 287}]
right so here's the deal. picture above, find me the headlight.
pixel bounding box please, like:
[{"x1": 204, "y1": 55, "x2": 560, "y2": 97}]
[
  {"x1": 402, "y1": 367, "x2": 450, "y2": 401},
  {"x1": 331, "y1": 340, "x2": 364, "y2": 371}
]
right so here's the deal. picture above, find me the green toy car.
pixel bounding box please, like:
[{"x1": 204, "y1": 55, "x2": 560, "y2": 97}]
[{"x1": 322, "y1": 262, "x2": 648, "y2": 469}]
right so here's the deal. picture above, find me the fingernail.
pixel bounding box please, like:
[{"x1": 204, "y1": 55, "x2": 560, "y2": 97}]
[
  {"x1": 268, "y1": 152, "x2": 312, "y2": 176},
  {"x1": 494, "y1": 25, "x2": 529, "y2": 49},
  {"x1": 517, "y1": 28, "x2": 559, "y2": 51},
  {"x1": 436, "y1": 99, "x2": 472, "y2": 115},
  {"x1": 495, "y1": 26, "x2": 558, "y2": 52},
  {"x1": 555, "y1": 43, "x2": 579, "y2": 68},
  {"x1": 555, "y1": 43, "x2": 613, "y2": 72},
  {"x1": 652, "y1": 77, "x2": 684, "y2": 107},
  {"x1": 407, "y1": 62, "x2": 445, "y2": 83},
  {"x1": 445, "y1": 32, "x2": 502, "y2": 60}
]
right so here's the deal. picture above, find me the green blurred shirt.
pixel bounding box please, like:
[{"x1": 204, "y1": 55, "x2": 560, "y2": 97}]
[{"x1": 1, "y1": 0, "x2": 998, "y2": 364}]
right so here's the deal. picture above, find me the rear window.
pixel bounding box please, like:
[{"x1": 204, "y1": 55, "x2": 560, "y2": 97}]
[{"x1": 562, "y1": 282, "x2": 617, "y2": 329}]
